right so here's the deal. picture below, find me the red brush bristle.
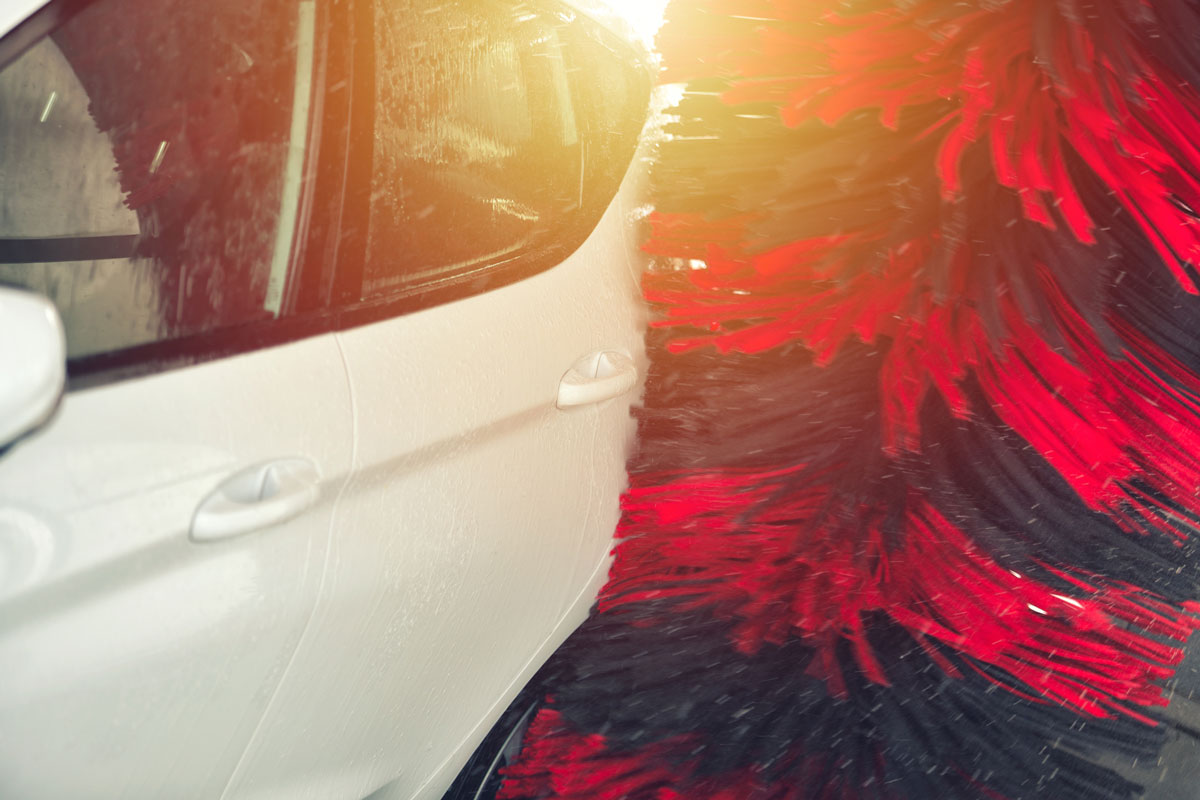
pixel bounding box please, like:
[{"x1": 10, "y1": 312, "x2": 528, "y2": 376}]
[
  {"x1": 605, "y1": 466, "x2": 1199, "y2": 719},
  {"x1": 502, "y1": 1, "x2": 1200, "y2": 798}
]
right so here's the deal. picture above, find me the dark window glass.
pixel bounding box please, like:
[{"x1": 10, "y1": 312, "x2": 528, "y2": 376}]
[
  {"x1": 362, "y1": 0, "x2": 647, "y2": 300},
  {"x1": 0, "y1": 0, "x2": 315, "y2": 361}
]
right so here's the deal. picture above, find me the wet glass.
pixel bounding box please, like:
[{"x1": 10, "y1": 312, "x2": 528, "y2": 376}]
[
  {"x1": 363, "y1": 0, "x2": 645, "y2": 300},
  {"x1": 0, "y1": 0, "x2": 309, "y2": 359},
  {"x1": 364, "y1": 0, "x2": 585, "y2": 296}
]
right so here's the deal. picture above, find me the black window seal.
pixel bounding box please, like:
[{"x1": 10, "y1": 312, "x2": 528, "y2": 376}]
[
  {"x1": 284, "y1": 0, "x2": 355, "y2": 316},
  {"x1": 327, "y1": 0, "x2": 375, "y2": 311},
  {"x1": 65, "y1": 308, "x2": 343, "y2": 391},
  {"x1": 0, "y1": 234, "x2": 138, "y2": 263}
]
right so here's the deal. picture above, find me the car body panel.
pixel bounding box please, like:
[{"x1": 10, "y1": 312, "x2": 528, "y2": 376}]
[
  {"x1": 0, "y1": 0, "x2": 650, "y2": 797},
  {"x1": 0, "y1": 335, "x2": 354, "y2": 798},
  {"x1": 222, "y1": 146, "x2": 647, "y2": 800}
]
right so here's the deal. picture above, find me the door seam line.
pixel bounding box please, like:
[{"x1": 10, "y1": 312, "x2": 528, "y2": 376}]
[{"x1": 218, "y1": 332, "x2": 359, "y2": 799}]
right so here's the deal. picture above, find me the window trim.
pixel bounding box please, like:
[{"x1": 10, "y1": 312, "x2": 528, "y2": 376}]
[{"x1": 66, "y1": 309, "x2": 342, "y2": 390}]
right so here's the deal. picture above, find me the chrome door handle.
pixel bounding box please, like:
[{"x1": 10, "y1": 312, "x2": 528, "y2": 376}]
[
  {"x1": 557, "y1": 351, "x2": 638, "y2": 409},
  {"x1": 190, "y1": 458, "x2": 320, "y2": 542}
]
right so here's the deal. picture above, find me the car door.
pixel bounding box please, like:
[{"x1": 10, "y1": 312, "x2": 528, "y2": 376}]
[
  {"x1": 0, "y1": 1, "x2": 354, "y2": 797},
  {"x1": 221, "y1": 2, "x2": 652, "y2": 798}
]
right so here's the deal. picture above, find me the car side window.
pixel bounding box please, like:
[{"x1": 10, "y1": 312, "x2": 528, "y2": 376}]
[
  {"x1": 360, "y1": 0, "x2": 648, "y2": 302},
  {"x1": 0, "y1": 0, "x2": 315, "y2": 366}
]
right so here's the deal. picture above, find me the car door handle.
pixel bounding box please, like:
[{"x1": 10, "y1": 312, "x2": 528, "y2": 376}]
[
  {"x1": 190, "y1": 458, "x2": 320, "y2": 542},
  {"x1": 557, "y1": 351, "x2": 638, "y2": 409}
]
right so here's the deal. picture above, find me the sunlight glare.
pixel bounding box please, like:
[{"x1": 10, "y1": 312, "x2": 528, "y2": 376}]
[{"x1": 592, "y1": 0, "x2": 668, "y2": 46}]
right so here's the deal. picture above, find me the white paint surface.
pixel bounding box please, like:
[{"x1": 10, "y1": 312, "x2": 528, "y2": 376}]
[
  {"x1": 0, "y1": 288, "x2": 64, "y2": 446},
  {"x1": 0, "y1": 94, "x2": 651, "y2": 800},
  {"x1": 0, "y1": 336, "x2": 355, "y2": 798},
  {"x1": 0, "y1": 0, "x2": 652, "y2": 796},
  {"x1": 221, "y1": 144, "x2": 649, "y2": 800},
  {"x1": 0, "y1": 0, "x2": 40, "y2": 43}
]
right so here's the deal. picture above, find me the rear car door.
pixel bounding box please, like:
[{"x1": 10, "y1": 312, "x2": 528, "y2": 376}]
[
  {"x1": 0, "y1": 1, "x2": 354, "y2": 796},
  {"x1": 222, "y1": 2, "x2": 652, "y2": 798}
]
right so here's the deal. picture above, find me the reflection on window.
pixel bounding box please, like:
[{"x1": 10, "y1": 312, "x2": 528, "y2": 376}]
[
  {"x1": 0, "y1": 0, "x2": 313, "y2": 361},
  {"x1": 364, "y1": 0, "x2": 585, "y2": 296}
]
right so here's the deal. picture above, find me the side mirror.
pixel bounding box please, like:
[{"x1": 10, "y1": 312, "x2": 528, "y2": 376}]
[{"x1": 0, "y1": 287, "x2": 65, "y2": 449}]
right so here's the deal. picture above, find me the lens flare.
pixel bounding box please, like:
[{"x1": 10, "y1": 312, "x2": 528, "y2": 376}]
[{"x1": 589, "y1": 0, "x2": 667, "y2": 45}]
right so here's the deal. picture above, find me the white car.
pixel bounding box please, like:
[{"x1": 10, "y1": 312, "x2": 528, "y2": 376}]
[{"x1": 0, "y1": 0, "x2": 651, "y2": 797}]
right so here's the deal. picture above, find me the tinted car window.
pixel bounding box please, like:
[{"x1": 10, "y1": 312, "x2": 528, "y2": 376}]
[
  {"x1": 0, "y1": 0, "x2": 314, "y2": 362},
  {"x1": 361, "y1": 0, "x2": 648, "y2": 301}
]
